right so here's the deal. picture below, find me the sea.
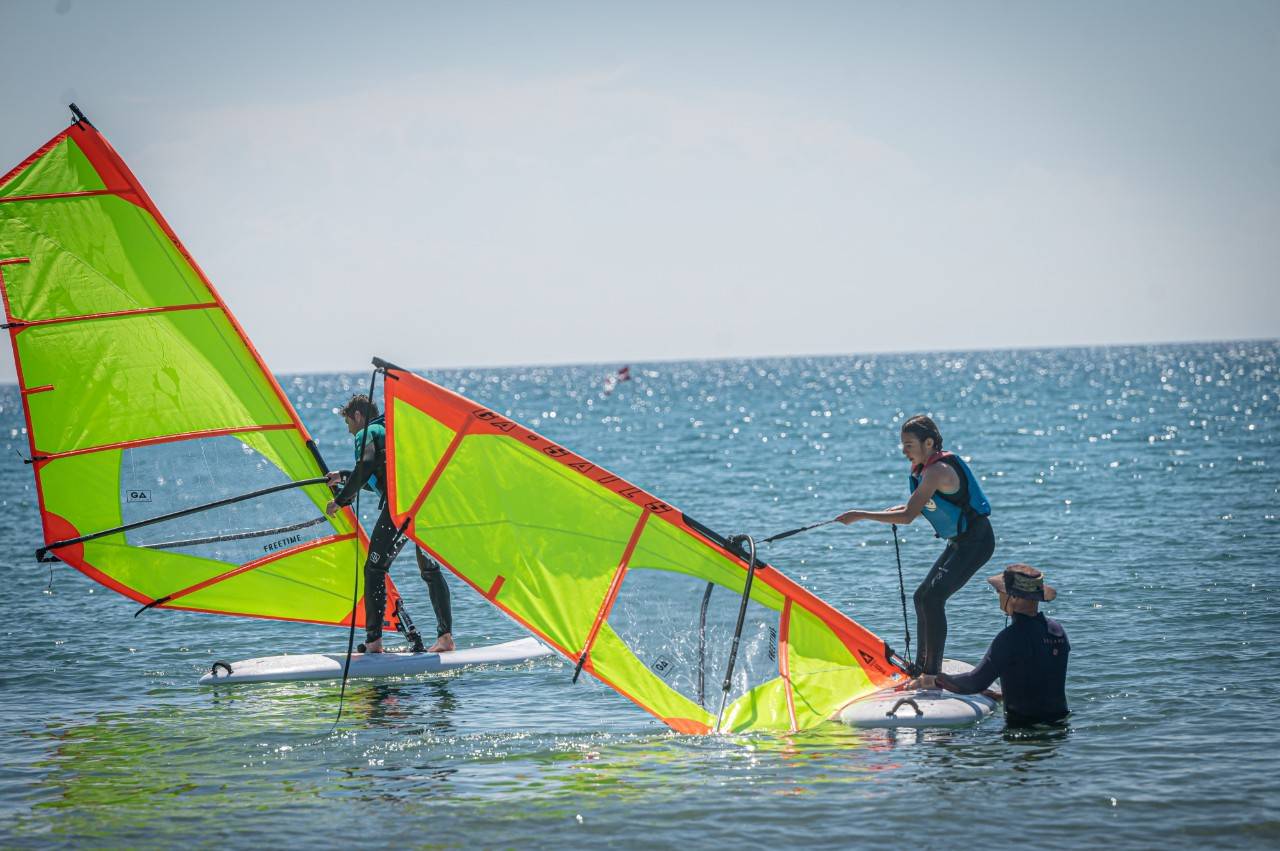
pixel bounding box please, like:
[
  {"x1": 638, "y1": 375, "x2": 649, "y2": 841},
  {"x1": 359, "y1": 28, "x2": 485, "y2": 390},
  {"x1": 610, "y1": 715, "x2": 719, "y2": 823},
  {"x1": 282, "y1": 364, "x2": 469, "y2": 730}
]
[{"x1": 0, "y1": 342, "x2": 1276, "y2": 849}]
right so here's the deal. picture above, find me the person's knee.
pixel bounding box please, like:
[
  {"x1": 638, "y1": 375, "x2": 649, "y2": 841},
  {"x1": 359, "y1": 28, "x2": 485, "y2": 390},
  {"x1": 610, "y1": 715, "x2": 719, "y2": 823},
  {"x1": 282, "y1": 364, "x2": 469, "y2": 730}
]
[
  {"x1": 416, "y1": 551, "x2": 441, "y2": 579},
  {"x1": 913, "y1": 584, "x2": 931, "y2": 610},
  {"x1": 364, "y1": 564, "x2": 389, "y2": 591}
]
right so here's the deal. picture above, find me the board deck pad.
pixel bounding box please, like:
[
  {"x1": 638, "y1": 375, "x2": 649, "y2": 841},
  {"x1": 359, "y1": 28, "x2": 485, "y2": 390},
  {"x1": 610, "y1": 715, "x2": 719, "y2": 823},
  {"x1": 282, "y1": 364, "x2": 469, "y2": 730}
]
[
  {"x1": 198, "y1": 636, "x2": 552, "y2": 685},
  {"x1": 837, "y1": 658, "x2": 999, "y2": 729}
]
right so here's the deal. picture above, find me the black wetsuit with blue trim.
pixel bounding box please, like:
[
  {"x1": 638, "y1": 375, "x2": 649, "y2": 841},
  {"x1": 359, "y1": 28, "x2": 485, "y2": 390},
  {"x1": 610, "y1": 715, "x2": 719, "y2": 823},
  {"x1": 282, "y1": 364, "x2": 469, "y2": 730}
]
[
  {"x1": 911, "y1": 451, "x2": 995, "y2": 675},
  {"x1": 936, "y1": 611, "x2": 1071, "y2": 727},
  {"x1": 332, "y1": 415, "x2": 452, "y2": 646}
]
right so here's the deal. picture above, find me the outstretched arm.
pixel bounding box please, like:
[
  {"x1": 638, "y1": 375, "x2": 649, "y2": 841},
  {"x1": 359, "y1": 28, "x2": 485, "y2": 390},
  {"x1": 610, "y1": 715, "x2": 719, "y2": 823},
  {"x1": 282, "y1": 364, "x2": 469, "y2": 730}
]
[
  {"x1": 936, "y1": 636, "x2": 1007, "y2": 694},
  {"x1": 835, "y1": 465, "x2": 946, "y2": 526}
]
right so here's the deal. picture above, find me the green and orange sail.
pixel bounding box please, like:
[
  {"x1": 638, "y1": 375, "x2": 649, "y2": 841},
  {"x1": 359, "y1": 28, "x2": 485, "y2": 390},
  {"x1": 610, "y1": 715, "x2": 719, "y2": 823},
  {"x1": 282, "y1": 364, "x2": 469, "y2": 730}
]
[
  {"x1": 382, "y1": 365, "x2": 907, "y2": 733},
  {"x1": 0, "y1": 107, "x2": 399, "y2": 629}
]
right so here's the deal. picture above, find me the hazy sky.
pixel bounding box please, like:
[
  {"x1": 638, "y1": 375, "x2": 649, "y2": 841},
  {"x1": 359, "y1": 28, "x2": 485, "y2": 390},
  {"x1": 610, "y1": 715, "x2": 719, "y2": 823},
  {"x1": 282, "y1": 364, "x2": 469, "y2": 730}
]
[{"x1": 2, "y1": 1, "x2": 1277, "y2": 381}]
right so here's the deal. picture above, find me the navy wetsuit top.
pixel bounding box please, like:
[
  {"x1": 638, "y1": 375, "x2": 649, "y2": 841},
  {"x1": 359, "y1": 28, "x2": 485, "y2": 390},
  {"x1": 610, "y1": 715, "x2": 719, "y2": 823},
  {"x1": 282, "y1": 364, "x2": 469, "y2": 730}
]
[{"x1": 935, "y1": 612, "x2": 1070, "y2": 726}]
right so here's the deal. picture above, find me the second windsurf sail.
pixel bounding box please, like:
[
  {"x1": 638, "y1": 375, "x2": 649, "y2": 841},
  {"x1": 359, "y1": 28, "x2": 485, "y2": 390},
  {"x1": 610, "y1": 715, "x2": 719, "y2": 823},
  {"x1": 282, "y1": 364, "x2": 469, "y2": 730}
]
[{"x1": 380, "y1": 363, "x2": 907, "y2": 734}]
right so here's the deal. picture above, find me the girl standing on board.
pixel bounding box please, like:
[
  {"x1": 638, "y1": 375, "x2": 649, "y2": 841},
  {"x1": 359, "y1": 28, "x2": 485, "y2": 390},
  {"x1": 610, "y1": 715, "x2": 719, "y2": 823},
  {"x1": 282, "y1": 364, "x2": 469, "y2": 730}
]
[{"x1": 836, "y1": 415, "x2": 994, "y2": 676}]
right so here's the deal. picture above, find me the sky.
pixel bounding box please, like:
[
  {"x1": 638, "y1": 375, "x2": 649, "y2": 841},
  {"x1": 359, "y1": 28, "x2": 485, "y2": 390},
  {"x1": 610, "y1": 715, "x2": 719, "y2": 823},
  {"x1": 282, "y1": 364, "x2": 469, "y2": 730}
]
[{"x1": 1, "y1": 0, "x2": 1277, "y2": 380}]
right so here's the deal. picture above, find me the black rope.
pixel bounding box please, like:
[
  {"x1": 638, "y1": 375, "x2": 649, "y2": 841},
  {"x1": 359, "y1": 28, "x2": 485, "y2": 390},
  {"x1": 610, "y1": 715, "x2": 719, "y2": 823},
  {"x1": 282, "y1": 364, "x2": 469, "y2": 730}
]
[
  {"x1": 333, "y1": 365, "x2": 380, "y2": 728},
  {"x1": 891, "y1": 524, "x2": 914, "y2": 675},
  {"x1": 759, "y1": 518, "x2": 835, "y2": 544}
]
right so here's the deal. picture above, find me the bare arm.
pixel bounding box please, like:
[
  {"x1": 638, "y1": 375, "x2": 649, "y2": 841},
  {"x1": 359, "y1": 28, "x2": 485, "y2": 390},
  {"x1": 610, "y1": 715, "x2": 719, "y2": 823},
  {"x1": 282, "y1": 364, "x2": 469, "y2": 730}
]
[{"x1": 835, "y1": 465, "x2": 948, "y2": 526}]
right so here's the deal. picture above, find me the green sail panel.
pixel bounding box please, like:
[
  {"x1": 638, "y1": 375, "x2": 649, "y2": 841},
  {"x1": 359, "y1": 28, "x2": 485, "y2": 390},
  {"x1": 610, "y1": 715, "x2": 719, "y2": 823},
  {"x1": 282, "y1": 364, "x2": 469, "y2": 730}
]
[
  {"x1": 0, "y1": 194, "x2": 215, "y2": 322},
  {"x1": 0, "y1": 135, "x2": 105, "y2": 200},
  {"x1": 0, "y1": 113, "x2": 397, "y2": 630},
  {"x1": 384, "y1": 367, "x2": 907, "y2": 734}
]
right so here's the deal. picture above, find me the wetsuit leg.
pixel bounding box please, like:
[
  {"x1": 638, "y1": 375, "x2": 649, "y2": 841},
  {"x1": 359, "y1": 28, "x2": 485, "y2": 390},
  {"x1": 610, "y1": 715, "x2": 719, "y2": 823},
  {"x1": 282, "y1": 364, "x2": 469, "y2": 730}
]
[
  {"x1": 913, "y1": 515, "x2": 995, "y2": 675},
  {"x1": 415, "y1": 548, "x2": 453, "y2": 637},
  {"x1": 363, "y1": 506, "x2": 408, "y2": 644}
]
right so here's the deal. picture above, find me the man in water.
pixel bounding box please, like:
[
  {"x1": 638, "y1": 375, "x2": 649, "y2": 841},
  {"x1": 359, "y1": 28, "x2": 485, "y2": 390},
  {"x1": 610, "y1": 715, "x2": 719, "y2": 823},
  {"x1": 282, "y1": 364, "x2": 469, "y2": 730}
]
[
  {"x1": 913, "y1": 564, "x2": 1070, "y2": 727},
  {"x1": 836, "y1": 415, "x2": 995, "y2": 676},
  {"x1": 325, "y1": 394, "x2": 454, "y2": 654}
]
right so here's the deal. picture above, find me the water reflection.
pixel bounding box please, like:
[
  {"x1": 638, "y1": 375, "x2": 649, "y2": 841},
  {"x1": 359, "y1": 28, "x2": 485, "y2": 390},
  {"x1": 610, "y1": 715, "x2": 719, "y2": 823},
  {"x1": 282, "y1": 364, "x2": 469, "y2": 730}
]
[
  {"x1": 17, "y1": 677, "x2": 467, "y2": 837},
  {"x1": 337, "y1": 678, "x2": 460, "y2": 731},
  {"x1": 1004, "y1": 722, "x2": 1072, "y2": 775},
  {"x1": 200, "y1": 675, "x2": 460, "y2": 729}
]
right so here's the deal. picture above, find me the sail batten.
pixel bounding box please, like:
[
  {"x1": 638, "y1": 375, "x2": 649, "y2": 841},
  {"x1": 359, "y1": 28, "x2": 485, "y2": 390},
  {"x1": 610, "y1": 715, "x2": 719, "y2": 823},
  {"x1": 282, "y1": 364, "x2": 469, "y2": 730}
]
[
  {"x1": 3, "y1": 111, "x2": 400, "y2": 631},
  {"x1": 5, "y1": 301, "x2": 221, "y2": 328},
  {"x1": 31, "y1": 424, "x2": 298, "y2": 464},
  {"x1": 575, "y1": 508, "x2": 650, "y2": 676},
  {"x1": 0, "y1": 189, "x2": 120, "y2": 204}
]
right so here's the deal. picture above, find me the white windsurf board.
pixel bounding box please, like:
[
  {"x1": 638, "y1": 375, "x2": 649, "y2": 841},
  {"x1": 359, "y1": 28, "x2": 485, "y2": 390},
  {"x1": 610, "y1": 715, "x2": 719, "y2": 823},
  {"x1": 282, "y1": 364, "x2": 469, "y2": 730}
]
[
  {"x1": 838, "y1": 658, "x2": 999, "y2": 729},
  {"x1": 198, "y1": 636, "x2": 552, "y2": 685}
]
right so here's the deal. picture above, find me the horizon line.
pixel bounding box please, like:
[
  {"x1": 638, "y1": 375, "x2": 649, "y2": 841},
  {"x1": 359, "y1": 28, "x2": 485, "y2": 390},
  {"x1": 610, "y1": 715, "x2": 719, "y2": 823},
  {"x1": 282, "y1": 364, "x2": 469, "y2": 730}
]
[{"x1": 2, "y1": 335, "x2": 1275, "y2": 389}]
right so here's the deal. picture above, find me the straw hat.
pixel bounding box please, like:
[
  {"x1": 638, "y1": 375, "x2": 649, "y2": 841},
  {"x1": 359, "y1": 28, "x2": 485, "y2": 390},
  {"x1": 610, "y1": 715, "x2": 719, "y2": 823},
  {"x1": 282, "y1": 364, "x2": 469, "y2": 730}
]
[{"x1": 987, "y1": 563, "x2": 1056, "y2": 602}]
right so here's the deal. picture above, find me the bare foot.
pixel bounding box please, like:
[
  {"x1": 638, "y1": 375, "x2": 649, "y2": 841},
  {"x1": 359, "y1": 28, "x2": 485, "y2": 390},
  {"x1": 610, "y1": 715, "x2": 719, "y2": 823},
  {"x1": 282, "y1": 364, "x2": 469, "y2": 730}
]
[
  {"x1": 363, "y1": 638, "x2": 384, "y2": 654},
  {"x1": 427, "y1": 633, "x2": 454, "y2": 653}
]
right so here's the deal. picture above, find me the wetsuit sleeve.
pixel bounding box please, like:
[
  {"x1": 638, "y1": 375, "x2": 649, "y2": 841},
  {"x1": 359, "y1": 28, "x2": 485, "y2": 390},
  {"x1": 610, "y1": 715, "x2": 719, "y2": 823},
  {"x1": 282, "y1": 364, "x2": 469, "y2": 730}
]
[
  {"x1": 936, "y1": 632, "x2": 1008, "y2": 694},
  {"x1": 332, "y1": 440, "x2": 378, "y2": 507}
]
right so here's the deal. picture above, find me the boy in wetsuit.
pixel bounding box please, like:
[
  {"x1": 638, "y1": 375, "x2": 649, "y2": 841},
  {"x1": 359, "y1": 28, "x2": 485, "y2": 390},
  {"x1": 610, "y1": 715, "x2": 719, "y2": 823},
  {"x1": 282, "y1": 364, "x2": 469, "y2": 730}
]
[
  {"x1": 324, "y1": 394, "x2": 454, "y2": 654},
  {"x1": 836, "y1": 415, "x2": 995, "y2": 676},
  {"x1": 916, "y1": 564, "x2": 1070, "y2": 727}
]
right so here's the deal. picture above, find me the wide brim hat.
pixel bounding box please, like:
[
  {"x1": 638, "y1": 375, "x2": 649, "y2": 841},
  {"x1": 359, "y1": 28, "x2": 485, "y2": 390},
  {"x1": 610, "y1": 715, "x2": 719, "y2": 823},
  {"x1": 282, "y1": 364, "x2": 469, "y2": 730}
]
[{"x1": 988, "y1": 563, "x2": 1056, "y2": 602}]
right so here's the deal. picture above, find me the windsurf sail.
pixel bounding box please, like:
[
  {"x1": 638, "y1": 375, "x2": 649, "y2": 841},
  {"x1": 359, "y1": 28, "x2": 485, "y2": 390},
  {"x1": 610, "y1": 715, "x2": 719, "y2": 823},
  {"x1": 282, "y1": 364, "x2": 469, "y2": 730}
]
[
  {"x1": 0, "y1": 106, "x2": 400, "y2": 630},
  {"x1": 380, "y1": 363, "x2": 907, "y2": 734}
]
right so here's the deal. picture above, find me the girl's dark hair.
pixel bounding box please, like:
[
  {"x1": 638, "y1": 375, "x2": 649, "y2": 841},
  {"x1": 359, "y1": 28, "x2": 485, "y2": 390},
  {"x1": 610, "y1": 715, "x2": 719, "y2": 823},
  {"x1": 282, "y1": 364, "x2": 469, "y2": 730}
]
[
  {"x1": 901, "y1": 414, "x2": 943, "y2": 450},
  {"x1": 340, "y1": 394, "x2": 379, "y2": 420}
]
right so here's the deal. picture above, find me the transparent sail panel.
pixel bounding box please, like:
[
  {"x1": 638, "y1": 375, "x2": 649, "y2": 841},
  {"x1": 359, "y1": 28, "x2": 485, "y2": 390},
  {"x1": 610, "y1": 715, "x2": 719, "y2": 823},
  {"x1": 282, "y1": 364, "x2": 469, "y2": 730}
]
[
  {"x1": 119, "y1": 435, "x2": 327, "y2": 565},
  {"x1": 607, "y1": 567, "x2": 779, "y2": 709}
]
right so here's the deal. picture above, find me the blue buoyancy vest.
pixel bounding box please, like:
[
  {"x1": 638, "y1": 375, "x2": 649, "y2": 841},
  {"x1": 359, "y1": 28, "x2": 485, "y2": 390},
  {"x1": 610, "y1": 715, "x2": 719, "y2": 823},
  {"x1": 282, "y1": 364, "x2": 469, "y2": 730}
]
[
  {"x1": 908, "y1": 451, "x2": 992, "y2": 539},
  {"x1": 353, "y1": 415, "x2": 388, "y2": 497}
]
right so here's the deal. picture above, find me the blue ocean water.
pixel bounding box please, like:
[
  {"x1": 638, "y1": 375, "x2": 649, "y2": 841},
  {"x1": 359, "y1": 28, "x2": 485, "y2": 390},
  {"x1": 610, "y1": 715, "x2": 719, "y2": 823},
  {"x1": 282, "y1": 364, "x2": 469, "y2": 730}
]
[{"x1": 0, "y1": 342, "x2": 1276, "y2": 848}]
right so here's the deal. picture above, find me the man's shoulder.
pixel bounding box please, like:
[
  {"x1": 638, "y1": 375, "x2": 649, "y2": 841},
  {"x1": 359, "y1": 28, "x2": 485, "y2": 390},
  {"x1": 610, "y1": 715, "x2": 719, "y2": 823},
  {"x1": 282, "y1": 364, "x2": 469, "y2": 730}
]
[{"x1": 988, "y1": 623, "x2": 1019, "y2": 658}]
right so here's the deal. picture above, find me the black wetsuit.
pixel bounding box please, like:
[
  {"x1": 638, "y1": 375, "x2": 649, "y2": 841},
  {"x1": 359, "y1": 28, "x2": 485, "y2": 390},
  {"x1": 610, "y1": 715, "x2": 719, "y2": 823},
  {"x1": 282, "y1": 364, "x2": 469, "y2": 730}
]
[
  {"x1": 333, "y1": 421, "x2": 452, "y2": 645},
  {"x1": 935, "y1": 611, "x2": 1070, "y2": 726},
  {"x1": 914, "y1": 513, "x2": 995, "y2": 674}
]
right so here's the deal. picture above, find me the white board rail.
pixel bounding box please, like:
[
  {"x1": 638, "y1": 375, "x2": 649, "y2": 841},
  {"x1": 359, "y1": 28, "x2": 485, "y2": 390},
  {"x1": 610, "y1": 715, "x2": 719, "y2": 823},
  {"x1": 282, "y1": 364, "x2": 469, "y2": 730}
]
[{"x1": 198, "y1": 636, "x2": 552, "y2": 685}]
